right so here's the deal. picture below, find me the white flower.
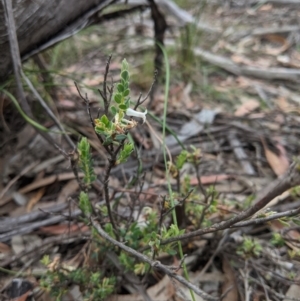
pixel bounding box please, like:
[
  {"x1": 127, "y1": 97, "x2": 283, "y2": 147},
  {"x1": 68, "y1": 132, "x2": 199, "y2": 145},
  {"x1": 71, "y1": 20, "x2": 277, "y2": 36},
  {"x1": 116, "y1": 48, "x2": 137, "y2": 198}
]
[{"x1": 126, "y1": 108, "x2": 147, "y2": 124}]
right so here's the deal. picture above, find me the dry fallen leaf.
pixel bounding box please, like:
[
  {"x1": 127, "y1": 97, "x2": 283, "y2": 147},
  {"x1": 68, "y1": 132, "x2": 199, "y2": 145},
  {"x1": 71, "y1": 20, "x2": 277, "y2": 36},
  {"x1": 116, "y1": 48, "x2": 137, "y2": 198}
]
[
  {"x1": 39, "y1": 223, "x2": 89, "y2": 235},
  {"x1": 234, "y1": 99, "x2": 260, "y2": 116},
  {"x1": 258, "y1": 3, "x2": 273, "y2": 11},
  {"x1": 190, "y1": 174, "x2": 232, "y2": 185},
  {"x1": 57, "y1": 179, "x2": 79, "y2": 203},
  {"x1": 0, "y1": 242, "x2": 11, "y2": 258},
  {"x1": 261, "y1": 138, "x2": 289, "y2": 176},
  {"x1": 26, "y1": 187, "x2": 46, "y2": 212},
  {"x1": 11, "y1": 290, "x2": 31, "y2": 301},
  {"x1": 283, "y1": 275, "x2": 300, "y2": 301},
  {"x1": 263, "y1": 34, "x2": 290, "y2": 56},
  {"x1": 222, "y1": 257, "x2": 238, "y2": 301}
]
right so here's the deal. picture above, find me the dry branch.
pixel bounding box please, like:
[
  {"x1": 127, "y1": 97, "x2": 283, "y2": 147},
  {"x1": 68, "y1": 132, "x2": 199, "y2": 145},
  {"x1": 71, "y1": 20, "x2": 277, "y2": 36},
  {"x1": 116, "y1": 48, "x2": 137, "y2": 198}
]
[
  {"x1": 159, "y1": 161, "x2": 300, "y2": 245},
  {"x1": 91, "y1": 218, "x2": 220, "y2": 301}
]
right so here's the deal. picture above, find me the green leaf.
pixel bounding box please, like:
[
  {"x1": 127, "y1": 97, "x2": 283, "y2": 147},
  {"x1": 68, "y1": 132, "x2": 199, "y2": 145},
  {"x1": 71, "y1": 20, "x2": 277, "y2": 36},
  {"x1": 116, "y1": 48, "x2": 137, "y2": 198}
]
[
  {"x1": 78, "y1": 137, "x2": 96, "y2": 187},
  {"x1": 167, "y1": 249, "x2": 177, "y2": 256},
  {"x1": 103, "y1": 137, "x2": 113, "y2": 145},
  {"x1": 110, "y1": 105, "x2": 117, "y2": 115},
  {"x1": 121, "y1": 70, "x2": 129, "y2": 82},
  {"x1": 118, "y1": 104, "x2": 127, "y2": 110},
  {"x1": 114, "y1": 93, "x2": 122, "y2": 104},
  {"x1": 122, "y1": 58, "x2": 129, "y2": 71},
  {"x1": 79, "y1": 191, "x2": 93, "y2": 216},
  {"x1": 175, "y1": 150, "x2": 188, "y2": 169},
  {"x1": 115, "y1": 134, "x2": 127, "y2": 141},
  {"x1": 123, "y1": 89, "x2": 130, "y2": 97},
  {"x1": 124, "y1": 98, "x2": 131, "y2": 108},
  {"x1": 117, "y1": 83, "x2": 124, "y2": 93},
  {"x1": 117, "y1": 142, "x2": 134, "y2": 164},
  {"x1": 100, "y1": 114, "x2": 110, "y2": 127}
]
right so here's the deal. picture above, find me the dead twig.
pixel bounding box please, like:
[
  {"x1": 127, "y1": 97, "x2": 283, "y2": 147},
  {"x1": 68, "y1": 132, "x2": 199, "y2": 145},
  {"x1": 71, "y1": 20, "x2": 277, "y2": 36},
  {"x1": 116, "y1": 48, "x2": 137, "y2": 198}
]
[
  {"x1": 232, "y1": 207, "x2": 300, "y2": 228},
  {"x1": 91, "y1": 218, "x2": 220, "y2": 301},
  {"x1": 157, "y1": 161, "x2": 300, "y2": 246},
  {"x1": 2, "y1": 0, "x2": 69, "y2": 158},
  {"x1": 0, "y1": 209, "x2": 82, "y2": 242},
  {"x1": 228, "y1": 131, "x2": 256, "y2": 176},
  {"x1": 21, "y1": 70, "x2": 75, "y2": 149},
  {"x1": 0, "y1": 232, "x2": 90, "y2": 268}
]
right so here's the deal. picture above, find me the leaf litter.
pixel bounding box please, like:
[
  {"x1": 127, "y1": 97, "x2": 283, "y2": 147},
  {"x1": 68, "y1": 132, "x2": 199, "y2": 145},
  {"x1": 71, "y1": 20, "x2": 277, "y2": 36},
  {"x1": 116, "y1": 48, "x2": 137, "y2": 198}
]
[{"x1": 1, "y1": 1, "x2": 300, "y2": 300}]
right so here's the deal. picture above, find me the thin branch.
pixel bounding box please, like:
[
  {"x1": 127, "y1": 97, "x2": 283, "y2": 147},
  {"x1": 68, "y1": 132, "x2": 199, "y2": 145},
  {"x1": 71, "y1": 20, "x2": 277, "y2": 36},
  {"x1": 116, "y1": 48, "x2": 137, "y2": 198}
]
[
  {"x1": 75, "y1": 82, "x2": 113, "y2": 155},
  {"x1": 69, "y1": 150, "x2": 85, "y2": 192},
  {"x1": 1, "y1": 232, "x2": 89, "y2": 268},
  {"x1": 2, "y1": 0, "x2": 68, "y2": 158},
  {"x1": 134, "y1": 70, "x2": 158, "y2": 109},
  {"x1": 249, "y1": 276, "x2": 300, "y2": 301},
  {"x1": 74, "y1": 82, "x2": 96, "y2": 128},
  {"x1": 103, "y1": 158, "x2": 119, "y2": 238},
  {"x1": 91, "y1": 218, "x2": 220, "y2": 301},
  {"x1": 102, "y1": 54, "x2": 112, "y2": 115},
  {"x1": 22, "y1": 70, "x2": 75, "y2": 149},
  {"x1": 157, "y1": 162, "x2": 300, "y2": 246},
  {"x1": 2, "y1": 0, "x2": 31, "y2": 115},
  {"x1": 232, "y1": 207, "x2": 300, "y2": 228}
]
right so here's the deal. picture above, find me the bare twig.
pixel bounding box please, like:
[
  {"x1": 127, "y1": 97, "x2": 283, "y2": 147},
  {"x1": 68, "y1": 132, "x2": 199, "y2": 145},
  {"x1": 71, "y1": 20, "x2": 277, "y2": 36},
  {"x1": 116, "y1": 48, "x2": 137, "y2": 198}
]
[
  {"x1": 22, "y1": 70, "x2": 75, "y2": 149},
  {"x1": 228, "y1": 131, "x2": 256, "y2": 176},
  {"x1": 75, "y1": 82, "x2": 113, "y2": 155},
  {"x1": 32, "y1": 54, "x2": 58, "y2": 101},
  {"x1": 2, "y1": 0, "x2": 69, "y2": 158},
  {"x1": 134, "y1": 70, "x2": 158, "y2": 109},
  {"x1": 91, "y1": 218, "x2": 220, "y2": 301},
  {"x1": 102, "y1": 54, "x2": 112, "y2": 115},
  {"x1": 0, "y1": 209, "x2": 82, "y2": 242},
  {"x1": 1, "y1": 0, "x2": 31, "y2": 115},
  {"x1": 69, "y1": 149, "x2": 86, "y2": 191},
  {"x1": 249, "y1": 276, "x2": 300, "y2": 301},
  {"x1": 0, "y1": 232, "x2": 90, "y2": 268},
  {"x1": 232, "y1": 207, "x2": 300, "y2": 228},
  {"x1": 198, "y1": 230, "x2": 230, "y2": 277},
  {"x1": 103, "y1": 158, "x2": 119, "y2": 238},
  {"x1": 147, "y1": 0, "x2": 167, "y2": 105},
  {"x1": 74, "y1": 82, "x2": 96, "y2": 129},
  {"x1": 157, "y1": 161, "x2": 300, "y2": 246},
  {"x1": 106, "y1": 252, "x2": 152, "y2": 301},
  {"x1": 240, "y1": 262, "x2": 251, "y2": 301},
  {"x1": 0, "y1": 202, "x2": 68, "y2": 232}
]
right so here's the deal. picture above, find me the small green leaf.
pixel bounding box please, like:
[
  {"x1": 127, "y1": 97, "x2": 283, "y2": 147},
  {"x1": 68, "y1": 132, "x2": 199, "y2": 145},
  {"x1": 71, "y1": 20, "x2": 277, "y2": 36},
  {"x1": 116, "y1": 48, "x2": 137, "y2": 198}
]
[
  {"x1": 115, "y1": 134, "x2": 127, "y2": 141},
  {"x1": 110, "y1": 105, "x2": 117, "y2": 115},
  {"x1": 121, "y1": 70, "x2": 129, "y2": 82},
  {"x1": 101, "y1": 114, "x2": 110, "y2": 126},
  {"x1": 79, "y1": 191, "x2": 93, "y2": 216},
  {"x1": 40, "y1": 255, "x2": 50, "y2": 266},
  {"x1": 125, "y1": 98, "x2": 131, "y2": 107},
  {"x1": 175, "y1": 150, "x2": 188, "y2": 169},
  {"x1": 118, "y1": 104, "x2": 127, "y2": 110},
  {"x1": 117, "y1": 83, "x2": 124, "y2": 93},
  {"x1": 167, "y1": 249, "x2": 177, "y2": 256},
  {"x1": 123, "y1": 89, "x2": 130, "y2": 97},
  {"x1": 114, "y1": 93, "x2": 122, "y2": 104},
  {"x1": 122, "y1": 58, "x2": 129, "y2": 71},
  {"x1": 78, "y1": 137, "x2": 96, "y2": 187}
]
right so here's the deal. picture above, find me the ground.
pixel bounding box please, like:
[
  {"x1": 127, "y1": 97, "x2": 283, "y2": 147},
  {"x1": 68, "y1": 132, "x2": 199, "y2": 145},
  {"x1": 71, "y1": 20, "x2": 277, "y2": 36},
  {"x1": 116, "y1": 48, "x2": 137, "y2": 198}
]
[{"x1": 1, "y1": 1, "x2": 300, "y2": 301}]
